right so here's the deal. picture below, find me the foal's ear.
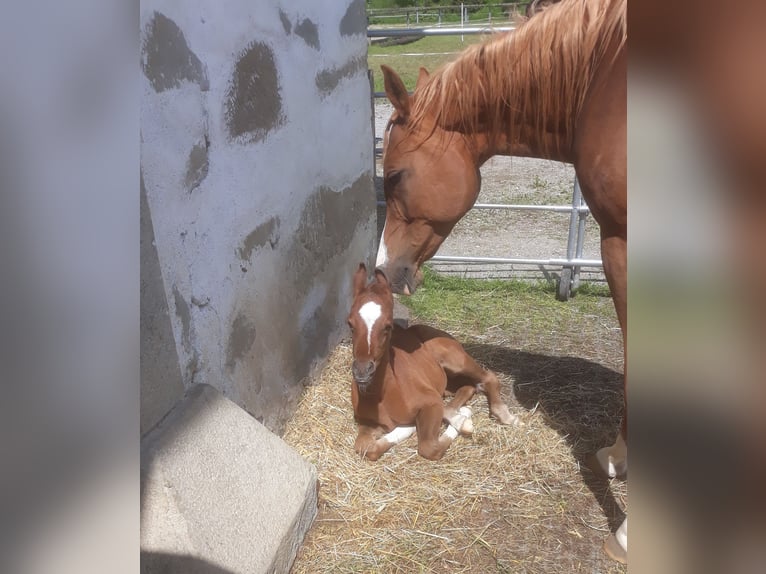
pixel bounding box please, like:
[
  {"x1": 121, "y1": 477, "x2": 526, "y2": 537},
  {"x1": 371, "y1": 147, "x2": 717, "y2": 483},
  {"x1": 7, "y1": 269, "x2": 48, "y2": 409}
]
[
  {"x1": 374, "y1": 268, "x2": 390, "y2": 289},
  {"x1": 353, "y1": 263, "x2": 368, "y2": 296},
  {"x1": 415, "y1": 67, "x2": 430, "y2": 91},
  {"x1": 381, "y1": 65, "x2": 410, "y2": 119}
]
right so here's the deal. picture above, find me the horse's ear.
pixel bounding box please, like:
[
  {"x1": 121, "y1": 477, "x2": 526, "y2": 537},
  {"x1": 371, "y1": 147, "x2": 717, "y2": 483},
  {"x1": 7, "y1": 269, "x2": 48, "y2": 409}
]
[
  {"x1": 415, "y1": 67, "x2": 430, "y2": 90},
  {"x1": 381, "y1": 65, "x2": 410, "y2": 119},
  {"x1": 353, "y1": 263, "x2": 368, "y2": 296}
]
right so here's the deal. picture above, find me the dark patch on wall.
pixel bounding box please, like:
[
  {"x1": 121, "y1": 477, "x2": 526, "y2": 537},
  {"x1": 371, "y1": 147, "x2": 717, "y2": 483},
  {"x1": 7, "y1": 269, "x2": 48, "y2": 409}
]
[
  {"x1": 172, "y1": 285, "x2": 192, "y2": 352},
  {"x1": 184, "y1": 137, "x2": 209, "y2": 192},
  {"x1": 340, "y1": 0, "x2": 367, "y2": 37},
  {"x1": 291, "y1": 173, "x2": 373, "y2": 293},
  {"x1": 226, "y1": 313, "x2": 257, "y2": 371},
  {"x1": 294, "y1": 18, "x2": 320, "y2": 50},
  {"x1": 279, "y1": 10, "x2": 292, "y2": 35},
  {"x1": 238, "y1": 216, "x2": 280, "y2": 261},
  {"x1": 172, "y1": 285, "x2": 198, "y2": 380},
  {"x1": 296, "y1": 301, "x2": 336, "y2": 378},
  {"x1": 236, "y1": 172, "x2": 374, "y2": 433},
  {"x1": 142, "y1": 12, "x2": 209, "y2": 93},
  {"x1": 224, "y1": 41, "x2": 284, "y2": 143},
  {"x1": 315, "y1": 55, "x2": 366, "y2": 96}
]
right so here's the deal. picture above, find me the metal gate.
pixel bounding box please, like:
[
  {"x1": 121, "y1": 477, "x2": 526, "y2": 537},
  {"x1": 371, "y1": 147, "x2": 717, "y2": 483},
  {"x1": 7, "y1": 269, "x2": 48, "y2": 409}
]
[{"x1": 368, "y1": 17, "x2": 603, "y2": 300}]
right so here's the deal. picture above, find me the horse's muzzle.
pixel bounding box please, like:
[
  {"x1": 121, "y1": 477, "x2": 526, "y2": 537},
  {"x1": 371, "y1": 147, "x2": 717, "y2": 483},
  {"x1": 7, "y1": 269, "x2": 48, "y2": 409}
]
[
  {"x1": 378, "y1": 261, "x2": 422, "y2": 296},
  {"x1": 352, "y1": 360, "x2": 375, "y2": 391}
]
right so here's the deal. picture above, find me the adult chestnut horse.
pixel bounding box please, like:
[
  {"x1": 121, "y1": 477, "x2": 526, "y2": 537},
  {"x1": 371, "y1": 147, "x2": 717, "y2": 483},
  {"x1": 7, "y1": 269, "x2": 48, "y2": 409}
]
[
  {"x1": 375, "y1": 0, "x2": 627, "y2": 561},
  {"x1": 348, "y1": 263, "x2": 518, "y2": 461}
]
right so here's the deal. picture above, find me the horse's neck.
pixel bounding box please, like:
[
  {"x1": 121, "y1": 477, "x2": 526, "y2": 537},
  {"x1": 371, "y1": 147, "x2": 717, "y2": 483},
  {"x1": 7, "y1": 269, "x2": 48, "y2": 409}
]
[{"x1": 468, "y1": 121, "x2": 572, "y2": 165}]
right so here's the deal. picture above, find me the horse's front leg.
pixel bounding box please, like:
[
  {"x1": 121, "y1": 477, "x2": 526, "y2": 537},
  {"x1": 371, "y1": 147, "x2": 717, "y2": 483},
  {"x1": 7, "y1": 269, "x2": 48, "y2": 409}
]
[{"x1": 354, "y1": 424, "x2": 416, "y2": 461}]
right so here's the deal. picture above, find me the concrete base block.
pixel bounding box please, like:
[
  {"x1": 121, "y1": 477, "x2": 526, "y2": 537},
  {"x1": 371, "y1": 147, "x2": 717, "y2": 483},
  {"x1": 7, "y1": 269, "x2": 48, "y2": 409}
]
[{"x1": 141, "y1": 384, "x2": 318, "y2": 574}]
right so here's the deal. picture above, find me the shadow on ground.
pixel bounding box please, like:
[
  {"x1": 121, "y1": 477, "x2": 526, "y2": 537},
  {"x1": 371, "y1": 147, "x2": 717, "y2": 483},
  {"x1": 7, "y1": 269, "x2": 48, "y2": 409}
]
[{"x1": 466, "y1": 344, "x2": 627, "y2": 531}]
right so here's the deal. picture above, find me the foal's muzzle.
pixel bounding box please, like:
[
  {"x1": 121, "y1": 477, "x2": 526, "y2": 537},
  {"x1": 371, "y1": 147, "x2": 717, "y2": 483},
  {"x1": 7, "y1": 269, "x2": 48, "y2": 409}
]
[{"x1": 352, "y1": 360, "x2": 375, "y2": 391}]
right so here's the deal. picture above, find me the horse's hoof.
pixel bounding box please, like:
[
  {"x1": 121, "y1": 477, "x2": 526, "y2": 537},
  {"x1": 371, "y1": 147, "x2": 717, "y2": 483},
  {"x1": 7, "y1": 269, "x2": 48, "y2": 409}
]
[
  {"x1": 603, "y1": 518, "x2": 627, "y2": 564},
  {"x1": 595, "y1": 436, "x2": 627, "y2": 478}
]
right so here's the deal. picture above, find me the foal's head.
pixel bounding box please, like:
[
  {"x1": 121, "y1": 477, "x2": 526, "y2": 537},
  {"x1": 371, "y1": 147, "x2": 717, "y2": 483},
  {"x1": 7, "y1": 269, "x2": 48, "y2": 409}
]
[{"x1": 348, "y1": 263, "x2": 394, "y2": 393}]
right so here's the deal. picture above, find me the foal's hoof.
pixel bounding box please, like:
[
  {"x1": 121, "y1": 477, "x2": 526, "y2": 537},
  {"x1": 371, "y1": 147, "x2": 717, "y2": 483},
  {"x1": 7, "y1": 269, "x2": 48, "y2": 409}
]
[
  {"x1": 457, "y1": 406, "x2": 474, "y2": 435},
  {"x1": 492, "y1": 404, "x2": 521, "y2": 426}
]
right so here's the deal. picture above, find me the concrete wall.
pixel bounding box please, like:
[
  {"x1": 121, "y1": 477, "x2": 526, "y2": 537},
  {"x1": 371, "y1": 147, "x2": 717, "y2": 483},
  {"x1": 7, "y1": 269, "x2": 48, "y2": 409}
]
[{"x1": 140, "y1": 0, "x2": 374, "y2": 435}]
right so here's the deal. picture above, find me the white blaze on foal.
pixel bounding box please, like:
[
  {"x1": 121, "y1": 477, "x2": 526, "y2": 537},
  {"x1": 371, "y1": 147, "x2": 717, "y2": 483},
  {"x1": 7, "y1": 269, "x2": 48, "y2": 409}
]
[{"x1": 358, "y1": 300, "x2": 382, "y2": 353}]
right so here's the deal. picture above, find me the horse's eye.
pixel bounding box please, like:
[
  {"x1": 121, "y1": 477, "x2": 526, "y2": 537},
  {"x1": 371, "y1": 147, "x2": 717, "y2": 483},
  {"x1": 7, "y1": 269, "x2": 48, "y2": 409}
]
[{"x1": 384, "y1": 170, "x2": 403, "y2": 191}]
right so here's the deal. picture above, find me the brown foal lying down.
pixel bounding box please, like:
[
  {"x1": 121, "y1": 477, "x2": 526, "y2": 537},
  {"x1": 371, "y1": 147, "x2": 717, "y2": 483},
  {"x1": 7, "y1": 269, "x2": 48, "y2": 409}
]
[{"x1": 347, "y1": 263, "x2": 518, "y2": 461}]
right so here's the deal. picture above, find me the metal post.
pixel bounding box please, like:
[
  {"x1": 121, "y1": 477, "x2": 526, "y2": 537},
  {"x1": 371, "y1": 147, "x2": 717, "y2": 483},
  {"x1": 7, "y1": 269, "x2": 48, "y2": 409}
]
[
  {"x1": 461, "y1": 3, "x2": 464, "y2": 42},
  {"x1": 557, "y1": 176, "x2": 580, "y2": 301},
  {"x1": 573, "y1": 185, "x2": 588, "y2": 292}
]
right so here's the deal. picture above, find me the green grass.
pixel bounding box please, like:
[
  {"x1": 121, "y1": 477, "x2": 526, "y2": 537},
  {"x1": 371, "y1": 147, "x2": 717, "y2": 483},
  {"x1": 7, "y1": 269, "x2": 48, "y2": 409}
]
[
  {"x1": 368, "y1": 35, "x2": 486, "y2": 93},
  {"x1": 399, "y1": 266, "x2": 612, "y2": 338}
]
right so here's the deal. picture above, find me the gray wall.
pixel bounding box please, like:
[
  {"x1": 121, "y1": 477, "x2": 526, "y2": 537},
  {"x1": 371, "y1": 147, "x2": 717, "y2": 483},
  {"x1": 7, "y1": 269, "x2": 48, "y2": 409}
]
[{"x1": 140, "y1": 0, "x2": 374, "y2": 435}]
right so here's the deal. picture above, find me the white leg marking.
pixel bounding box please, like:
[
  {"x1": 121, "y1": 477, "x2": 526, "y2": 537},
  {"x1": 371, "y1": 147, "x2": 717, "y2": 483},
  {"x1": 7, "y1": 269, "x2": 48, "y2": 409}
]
[
  {"x1": 382, "y1": 425, "x2": 416, "y2": 445},
  {"x1": 596, "y1": 433, "x2": 628, "y2": 477},
  {"x1": 457, "y1": 406, "x2": 474, "y2": 434},
  {"x1": 446, "y1": 409, "x2": 470, "y2": 436},
  {"x1": 615, "y1": 517, "x2": 627, "y2": 552},
  {"x1": 375, "y1": 221, "x2": 388, "y2": 267},
  {"x1": 443, "y1": 425, "x2": 459, "y2": 439},
  {"x1": 604, "y1": 516, "x2": 628, "y2": 563},
  {"x1": 358, "y1": 301, "x2": 382, "y2": 353}
]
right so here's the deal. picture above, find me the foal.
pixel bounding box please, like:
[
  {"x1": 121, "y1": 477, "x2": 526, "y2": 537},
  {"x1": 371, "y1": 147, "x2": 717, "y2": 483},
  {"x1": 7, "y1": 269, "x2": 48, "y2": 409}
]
[{"x1": 348, "y1": 263, "x2": 518, "y2": 461}]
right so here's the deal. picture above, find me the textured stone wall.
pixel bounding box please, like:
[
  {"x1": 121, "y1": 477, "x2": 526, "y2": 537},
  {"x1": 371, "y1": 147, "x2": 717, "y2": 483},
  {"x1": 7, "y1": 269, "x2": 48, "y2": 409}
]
[{"x1": 140, "y1": 0, "x2": 374, "y2": 434}]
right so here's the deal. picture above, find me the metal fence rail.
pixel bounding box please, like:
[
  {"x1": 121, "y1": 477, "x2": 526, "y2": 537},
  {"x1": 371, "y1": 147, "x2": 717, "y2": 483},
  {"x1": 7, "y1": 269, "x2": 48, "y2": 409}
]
[{"x1": 369, "y1": 22, "x2": 603, "y2": 300}]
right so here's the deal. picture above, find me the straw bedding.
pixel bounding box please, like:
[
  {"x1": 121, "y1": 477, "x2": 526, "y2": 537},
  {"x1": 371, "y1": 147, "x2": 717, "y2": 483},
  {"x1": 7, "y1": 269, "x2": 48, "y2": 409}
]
[{"x1": 284, "y1": 308, "x2": 627, "y2": 573}]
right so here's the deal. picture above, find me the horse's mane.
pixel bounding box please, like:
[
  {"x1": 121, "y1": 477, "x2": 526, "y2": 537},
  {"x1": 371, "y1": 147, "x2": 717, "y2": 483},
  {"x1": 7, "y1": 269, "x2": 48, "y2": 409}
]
[{"x1": 409, "y1": 0, "x2": 626, "y2": 157}]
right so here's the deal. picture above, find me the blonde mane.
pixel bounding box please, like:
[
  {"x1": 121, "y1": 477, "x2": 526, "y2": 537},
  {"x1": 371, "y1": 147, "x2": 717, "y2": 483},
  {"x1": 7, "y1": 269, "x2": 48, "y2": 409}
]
[{"x1": 409, "y1": 0, "x2": 627, "y2": 157}]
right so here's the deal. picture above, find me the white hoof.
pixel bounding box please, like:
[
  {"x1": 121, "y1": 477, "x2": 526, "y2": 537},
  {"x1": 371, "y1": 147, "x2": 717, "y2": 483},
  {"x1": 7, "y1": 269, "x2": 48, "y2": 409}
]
[
  {"x1": 596, "y1": 434, "x2": 627, "y2": 478},
  {"x1": 458, "y1": 406, "x2": 474, "y2": 435},
  {"x1": 604, "y1": 517, "x2": 627, "y2": 564}
]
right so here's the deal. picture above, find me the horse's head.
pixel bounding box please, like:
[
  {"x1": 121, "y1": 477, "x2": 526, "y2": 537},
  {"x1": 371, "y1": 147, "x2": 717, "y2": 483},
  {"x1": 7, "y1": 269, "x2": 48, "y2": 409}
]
[
  {"x1": 348, "y1": 263, "x2": 395, "y2": 394},
  {"x1": 376, "y1": 65, "x2": 481, "y2": 295}
]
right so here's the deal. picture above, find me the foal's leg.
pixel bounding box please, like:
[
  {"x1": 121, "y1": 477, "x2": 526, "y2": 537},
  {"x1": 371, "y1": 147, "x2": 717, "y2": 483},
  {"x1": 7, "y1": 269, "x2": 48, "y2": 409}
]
[
  {"x1": 415, "y1": 403, "x2": 466, "y2": 461},
  {"x1": 354, "y1": 425, "x2": 416, "y2": 461},
  {"x1": 441, "y1": 348, "x2": 519, "y2": 426},
  {"x1": 443, "y1": 384, "x2": 477, "y2": 435}
]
